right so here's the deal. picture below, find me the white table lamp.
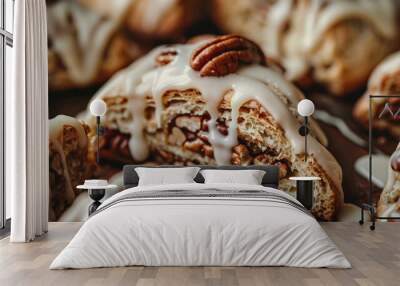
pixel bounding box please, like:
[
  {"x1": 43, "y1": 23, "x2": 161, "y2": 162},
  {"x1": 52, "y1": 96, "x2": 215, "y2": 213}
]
[{"x1": 90, "y1": 99, "x2": 107, "y2": 164}]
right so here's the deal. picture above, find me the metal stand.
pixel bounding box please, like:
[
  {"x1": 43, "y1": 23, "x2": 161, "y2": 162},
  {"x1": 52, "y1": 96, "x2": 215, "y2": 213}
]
[
  {"x1": 359, "y1": 95, "x2": 400, "y2": 230},
  {"x1": 96, "y1": 116, "x2": 104, "y2": 164},
  {"x1": 88, "y1": 188, "x2": 105, "y2": 215},
  {"x1": 359, "y1": 203, "x2": 375, "y2": 231}
]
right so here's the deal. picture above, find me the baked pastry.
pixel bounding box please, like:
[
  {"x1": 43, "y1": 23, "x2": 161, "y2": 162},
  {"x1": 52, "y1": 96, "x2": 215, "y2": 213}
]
[
  {"x1": 49, "y1": 115, "x2": 95, "y2": 221},
  {"x1": 78, "y1": 0, "x2": 205, "y2": 40},
  {"x1": 211, "y1": 0, "x2": 400, "y2": 95},
  {"x1": 378, "y1": 144, "x2": 400, "y2": 219},
  {"x1": 83, "y1": 35, "x2": 342, "y2": 220},
  {"x1": 47, "y1": 0, "x2": 148, "y2": 90},
  {"x1": 353, "y1": 51, "x2": 400, "y2": 137}
]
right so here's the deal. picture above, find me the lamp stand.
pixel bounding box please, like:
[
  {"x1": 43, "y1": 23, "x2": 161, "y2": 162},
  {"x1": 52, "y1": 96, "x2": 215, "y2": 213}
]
[
  {"x1": 298, "y1": 116, "x2": 309, "y2": 163},
  {"x1": 304, "y1": 116, "x2": 308, "y2": 162},
  {"x1": 96, "y1": 116, "x2": 101, "y2": 164}
]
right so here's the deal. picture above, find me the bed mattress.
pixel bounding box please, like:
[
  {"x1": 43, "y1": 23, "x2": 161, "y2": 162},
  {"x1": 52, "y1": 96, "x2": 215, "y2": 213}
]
[{"x1": 50, "y1": 183, "x2": 351, "y2": 269}]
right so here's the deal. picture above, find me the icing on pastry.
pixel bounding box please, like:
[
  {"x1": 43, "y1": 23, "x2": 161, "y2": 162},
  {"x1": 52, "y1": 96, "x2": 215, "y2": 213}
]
[
  {"x1": 265, "y1": 0, "x2": 397, "y2": 79},
  {"x1": 353, "y1": 51, "x2": 400, "y2": 133},
  {"x1": 369, "y1": 51, "x2": 400, "y2": 92},
  {"x1": 391, "y1": 152, "x2": 400, "y2": 173},
  {"x1": 380, "y1": 144, "x2": 400, "y2": 219},
  {"x1": 80, "y1": 0, "x2": 133, "y2": 19},
  {"x1": 80, "y1": 0, "x2": 179, "y2": 33},
  {"x1": 381, "y1": 203, "x2": 400, "y2": 219},
  {"x1": 264, "y1": 0, "x2": 293, "y2": 59},
  {"x1": 47, "y1": 1, "x2": 123, "y2": 84},
  {"x1": 92, "y1": 42, "x2": 342, "y2": 189},
  {"x1": 138, "y1": 0, "x2": 178, "y2": 29},
  {"x1": 49, "y1": 115, "x2": 88, "y2": 148},
  {"x1": 49, "y1": 115, "x2": 89, "y2": 202}
]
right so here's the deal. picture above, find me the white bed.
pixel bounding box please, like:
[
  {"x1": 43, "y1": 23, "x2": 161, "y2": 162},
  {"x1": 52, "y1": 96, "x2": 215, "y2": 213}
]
[{"x1": 50, "y1": 181, "x2": 350, "y2": 269}]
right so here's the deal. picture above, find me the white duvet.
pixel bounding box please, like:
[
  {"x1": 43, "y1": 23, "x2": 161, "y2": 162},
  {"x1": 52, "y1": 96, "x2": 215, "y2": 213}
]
[{"x1": 50, "y1": 183, "x2": 351, "y2": 269}]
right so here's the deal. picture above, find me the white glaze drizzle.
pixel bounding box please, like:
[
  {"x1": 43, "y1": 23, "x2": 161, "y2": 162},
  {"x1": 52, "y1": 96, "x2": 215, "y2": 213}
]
[
  {"x1": 369, "y1": 51, "x2": 400, "y2": 92},
  {"x1": 314, "y1": 110, "x2": 367, "y2": 148},
  {"x1": 304, "y1": 0, "x2": 396, "y2": 50},
  {"x1": 79, "y1": 0, "x2": 178, "y2": 34},
  {"x1": 49, "y1": 115, "x2": 88, "y2": 203},
  {"x1": 239, "y1": 65, "x2": 328, "y2": 146},
  {"x1": 264, "y1": 0, "x2": 293, "y2": 59},
  {"x1": 356, "y1": 51, "x2": 400, "y2": 116},
  {"x1": 90, "y1": 48, "x2": 163, "y2": 159},
  {"x1": 79, "y1": 0, "x2": 133, "y2": 20},
  {"x1": 139, "y1": 0, "x2": 177, "y2": 30},
  {"x1": 381, "y1": 144, "x2": 400, "y2": 218},
  {"x1": 381, "y1": 203, "x2": 400, "y2": 219},
  {"x1": 47, "y1": 1, "x2": 122, "y2": 84},
  {"x1": 90, "y1": 43, "x2": 342, "y2": 189},
  {"x1": 265, "y1": 0, "x2": 397, "y2": 80},
  {"x1": 49, "y1": 115, "x2": 88, "y2": 148}
]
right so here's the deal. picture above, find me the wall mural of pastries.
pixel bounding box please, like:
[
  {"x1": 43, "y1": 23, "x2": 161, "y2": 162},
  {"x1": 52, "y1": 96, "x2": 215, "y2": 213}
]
[
  {"x1": 379, "y1": 144, "x2": 400, "y2": 219},
  {"x1": 49, "y1": 115, "x2": 96, "y2": 221},
  {"x1": 354, "y1": 51, "x2": 400, "y2": 137},
  {"x1": 212, "y1": 0, "x2": 400, "y2": 96},
  {"x1": 47, "y1": 0, "x2": 400, "y2": 222}
]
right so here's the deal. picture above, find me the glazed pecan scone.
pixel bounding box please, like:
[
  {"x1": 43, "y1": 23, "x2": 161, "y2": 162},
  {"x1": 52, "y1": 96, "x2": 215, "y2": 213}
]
[
  {"x1": 49, "y1": 115, "x2": 95, "y2": 221},
  {"x1": 78, "y1": 0, "x2": 206, "y2": 39},
  {"x1": 211, "y1": 0, "x2": 400, "y2": 95},
  {"x1": 378, "y1": 144, "x2": 400, "y2": 219},
  {"x1": 353, "y1": 51, "x2": 400, "y2": 137},
  {"x1": 47, "y1": 0, "x2": 148, "y2": 90},
  {"x1": 82, "y1": 35, "x2": 342, "y2": 220}
]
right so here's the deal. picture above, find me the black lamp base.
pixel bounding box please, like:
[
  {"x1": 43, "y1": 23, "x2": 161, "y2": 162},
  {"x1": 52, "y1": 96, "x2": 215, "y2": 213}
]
[
  {"x1": 88, "y1": 189, "x2": 105, "y2": 215},
  {"x1": 296, "y1": 180, "x2": 314, "y2": 210}
]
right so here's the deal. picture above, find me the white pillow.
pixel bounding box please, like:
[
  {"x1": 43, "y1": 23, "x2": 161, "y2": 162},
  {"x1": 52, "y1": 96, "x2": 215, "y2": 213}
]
[
  {"x1": 136, "y1": 167, "x2": 200, "y2": 186},
  {"x1": 200, "y1": 169, "x2": 266, "y2": 185}
]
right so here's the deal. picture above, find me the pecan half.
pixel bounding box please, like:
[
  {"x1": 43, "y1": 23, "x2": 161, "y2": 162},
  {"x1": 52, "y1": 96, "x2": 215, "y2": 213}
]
[
  {"x1": 190, "y1": 35, "x2": 266, "y2": 77},
  {"x1": 156, "y1": 49, "x2": 177, "y2": 66}
]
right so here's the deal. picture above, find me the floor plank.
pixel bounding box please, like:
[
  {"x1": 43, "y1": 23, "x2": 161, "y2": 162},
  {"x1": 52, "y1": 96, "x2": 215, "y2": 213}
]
[{"x1": 0, "y1": 222, "x2": 399, "y2": 286}]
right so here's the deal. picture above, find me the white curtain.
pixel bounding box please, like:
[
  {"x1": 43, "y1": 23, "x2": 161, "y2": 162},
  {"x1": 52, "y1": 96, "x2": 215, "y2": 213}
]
[{"x1": 8, "y1": 0, "x2": 49, "y2": 242}]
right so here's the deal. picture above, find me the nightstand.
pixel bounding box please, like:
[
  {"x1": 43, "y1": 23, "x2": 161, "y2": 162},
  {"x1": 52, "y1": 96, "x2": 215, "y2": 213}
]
[
  {"x1": 77, "y1": 180, "x2": 118, "y2": 215},
  {"x1": 289, "y1": 176, "x2": 321, "y2": 210}
]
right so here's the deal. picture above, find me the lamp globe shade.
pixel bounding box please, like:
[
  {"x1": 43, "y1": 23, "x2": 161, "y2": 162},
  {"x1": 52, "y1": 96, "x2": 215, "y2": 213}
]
[
  {"x1": 297, "y1": 99, "x2": 315, "y2": 117},
  {"x1": 90, "y1": 99, "x2": 107, "y2": 116}
]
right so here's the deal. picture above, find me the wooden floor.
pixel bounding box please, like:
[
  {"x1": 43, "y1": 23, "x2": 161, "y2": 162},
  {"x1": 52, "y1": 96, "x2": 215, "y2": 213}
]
[{"x1": 0, "y1": 222, "x2": 399, "y2": 286}]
